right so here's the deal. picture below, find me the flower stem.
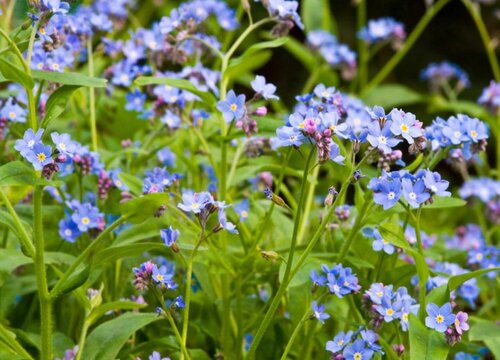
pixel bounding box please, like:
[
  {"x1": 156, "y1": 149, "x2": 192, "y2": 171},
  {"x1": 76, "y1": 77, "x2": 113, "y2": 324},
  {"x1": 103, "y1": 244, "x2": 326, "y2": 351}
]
[
  {"x1": 279, "y1": 311, "x2": 310, "y2": 360},
  {"x1": 245, "y1": 148, "x2": 315, "y2": 359},
  {"x1": 360, "y1": 0, "x2": 451, "y2": 96},
  {"x1": 413, "y1": 206, "x2": 427, "y2": 321},
  {"x1": 33, "y1": 186, "x2": 52, "y2": 360},
  {"x1": 180, "y1": 234, "x2": 204, "y2": 360},
  {"x1": 87, "y1": 38, "x2": 98, "y2": 151}
]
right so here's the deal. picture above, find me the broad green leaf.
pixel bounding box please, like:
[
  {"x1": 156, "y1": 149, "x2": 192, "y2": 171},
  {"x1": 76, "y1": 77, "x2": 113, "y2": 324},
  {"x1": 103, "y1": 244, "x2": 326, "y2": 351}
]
[
  {"x1": 0, "y1": 209, "x2": 32, "y2": 247},
  {"x1": 0, "y1": 59, "x2": 34, "y2": 89},
  {"x1": 409, "y1": 314, "x2": 449, "y2": 360},
  {"x1": 82, "y1": 313, "x2": 160, "y2": 360},
  {"x1": 94, "y1": 242, "x2": 166, "y2": 265},
  {"x1": 228, "y1": 38, "x2": 288, "y2": 68},
  {"x1": 0, "y1": 249, "x2": 32, "y2": 287},
  {"x1": 120, "y1": 192, "x2": 171, "y2": 223},
  {"x1": 279, "y1": 256, "x2": 324, "y2": 287},
  {"x1": 117, "y1": 173, "x2": 142, "y2": 196},
  {"x1": 42, "y1": 85, "x2": 81, "y2": 127},
  {"x1": 31, "y1": 70, "x2": 107, "y2": 87},
  {"x1": 226, "y1": 51, "x2": 272, "y2": 81},
  {"x1": 429, "y1": 96, "x2": 489, "y2": 120},
  {"x1": 53, "y1": 265, "x2": 91, "y2": 297},
  {"x1": 448, "y1": 267, "x2": 500, "y2": 291},
  {"x1": 87, "y1": 301, "x2": 147, "y2": 326},
  {"x1": 0, "y1": 161, "x2": 36, "y2": 187},
  {"x1": 134, "y1": 76, "x2": 215, "y2": 105},
  {"x1": 362, "y1": 84, "x2": 424, "y2": 108},
  {"x1": 469, "y1": 318, "x2": 500, "y2": 359},
  {"x1": 301, "y1": 0, "x2": 332, "y2": 33},
  {"x1": 423, "y1": 197, "x2": 466, "y2": 209}
]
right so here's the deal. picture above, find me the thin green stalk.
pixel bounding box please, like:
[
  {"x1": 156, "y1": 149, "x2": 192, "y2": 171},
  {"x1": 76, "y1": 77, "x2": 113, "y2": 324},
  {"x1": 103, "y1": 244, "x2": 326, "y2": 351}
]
[
  {"x1": 33, "y1": 187, "x2": 52, "y2": 360},
  {"x1": 245, "y1": 148, "x2": 315, "y2": 359},
  {"x1": 413, "y1": 206, "x2": 426, "y2": 321},
  {"x1": 87, "y1": 38, "x2": 98, "y2": 151},
  {"x1": 180, "y1": 235, "x2": 204, "y2": 360},
  {"x1": 50, "y1": 216, "x2": 127, "y2": 298},
  {"x1": 0, "y1": 323, "x2": 33, "y2": 359},
  {"x1": 279, "y1": 310, "x2": 310, "y2": 360},
  {"x1": 361, "y1": 0, "x2": 451, "y2": 96},
  {"x1": 151, "y1": 286, "x2": 191, "y2": 360},
  {"x1": 297, "y1": 164, "x2": 319, "y2": 244},
  {"x1": 74, "y1": 320, "x2": 90, "y2": 360},
  {"x1": 0, "y1": 188, "x2": 36, "y2": 257},
  {"x1": 462, "y1": 0, "x2": 500, "y2": 81},
  {"x1": 0, "y1": 27, "x2": 28, "y2": 69},
  {"x1": 25, "y1": 20, "x2": 39, "y2": 71},
  {"x1": 357, "y1": 0, "x2": 368, "y2": 90}
]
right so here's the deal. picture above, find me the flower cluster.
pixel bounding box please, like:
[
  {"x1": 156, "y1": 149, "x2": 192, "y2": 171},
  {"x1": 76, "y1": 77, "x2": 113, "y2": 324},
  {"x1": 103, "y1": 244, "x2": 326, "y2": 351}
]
[
  {"x1": 310, "y1": 264, "x2": 361, "y2": 297},
  {"x1": 421, "y1": 61, "x2": 470, "y2": 93},
  {"x1": 177, "y1": 191, "x2": 237, "y2": 233},
  {"x1": 362, "y1": 227, "x2": 395, "y2": 254},
  {"x1": 368, "y1": 169, "x2": 450, "y2": 210},
  {"x1": 363, "y1": 283, "x2": 418, "y2": 331},
  {"x1": 478, "y1": 80, "x2": 500, "y2": 113},
  {"x1": 425, "y1": 114, "x2": 488, "y2": 161},
  {"x1": 326, "y1": 327, "x2": 383, "y2": 360},
  {"x1": 425, "y1": 303, "x2": 469, "y2": 345},
  {"x1": 306, "y1": 30, "x2": 357, "y2": 79},
  {"x1": 358, "y1": 17, "x2": 406, "y2": 48},
  {"x1": 133, "y1": 260, "x2": 178, "y2": 292},
  {"x1": 59, "y1": 200, "x2": 104, "y2": 242}
]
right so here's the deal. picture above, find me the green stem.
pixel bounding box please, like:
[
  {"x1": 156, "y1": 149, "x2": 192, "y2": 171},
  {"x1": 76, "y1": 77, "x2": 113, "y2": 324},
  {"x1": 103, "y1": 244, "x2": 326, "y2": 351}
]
[
  {"x1": 357, "y1": 0, "x2": 368, "y2": 91},
  {"x1": 87, "y1": 38, "x2": 98, "y2": 151},
  {"x1": 50, "y1": 216, "x2": 127, "y2": 298},
  {"x1": 279, "y1": 311, "x2": 310, "y2": 360},
  {"x1": 0, "y1": 188, "x2": 36, "y2": 257},
  {"x1": 180, "y1": 235, "x2": 204, "y2": 360},
  {"x1": 74, "y1": 320, "x2": 89, "y2": 360},
  {"x1": 245, "y1": 148, "x2": 315, "y2": 359},
  {"x1": 361, "y1": 0, "x2": 451, "y2": 96},
  {"x1": 297, "y1": 164, "x2": 319, "y2": 244},
  {"x1": 25, "y1": 21, "x2": 39, "y2": 72},
  {"x1": 151, "y1": 286, "x2": 191, "y2": 360},
  {"x1": 33, "y1": 187, "x2": 52, "y2": 360},
  {"x1": 462, "y1": 0, "x2": 500, "y2": 82},
  {"x1": 413, "y1": 206, "x2": 427, "y2": 321}
]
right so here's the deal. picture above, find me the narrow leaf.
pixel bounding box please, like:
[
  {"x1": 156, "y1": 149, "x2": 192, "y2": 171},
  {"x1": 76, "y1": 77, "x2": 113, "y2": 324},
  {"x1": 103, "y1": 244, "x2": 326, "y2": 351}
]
[{"x1": 31, "y1": 70, "x2": 107, "y2": 87}]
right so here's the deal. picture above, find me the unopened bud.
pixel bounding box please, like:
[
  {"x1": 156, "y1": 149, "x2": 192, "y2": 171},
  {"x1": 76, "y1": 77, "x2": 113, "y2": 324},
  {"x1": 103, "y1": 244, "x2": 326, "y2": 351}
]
[
  {"x1": 324, "y1": 186, "x2": 338, "y2": 207},
  {"x1": 261, "y1": 250, "x2": 279, "y2": 260},
  {"x1": 254, "y1": 106, "x2": 267, "y2": 116}
]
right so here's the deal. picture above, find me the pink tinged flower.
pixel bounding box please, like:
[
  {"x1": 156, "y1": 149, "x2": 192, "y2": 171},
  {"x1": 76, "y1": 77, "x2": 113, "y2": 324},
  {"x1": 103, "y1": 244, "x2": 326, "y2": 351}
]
[{"x1": 454, "y1": 311, "x2": 469, "y2": 335}]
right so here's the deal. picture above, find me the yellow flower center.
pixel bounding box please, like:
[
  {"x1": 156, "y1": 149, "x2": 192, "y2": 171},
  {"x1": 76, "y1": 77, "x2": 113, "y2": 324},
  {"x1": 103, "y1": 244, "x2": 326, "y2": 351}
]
[
  {"x1": 191, "y1": 203, "x2": 200, "y2": 210},
  {"x1": 81, "y1": 217, "x2": 90, "y2": 225},
  {"x1": 322, "y1": 91, "x2": 329, "y2": 97},
  {"x1": 382, "y1": 239, "x2": 388, "y2": 245},
  {"x1": 170, "y1": 96, "x2": 177, "y2": 103},
  {"x1": 476, "y1": 253, "x2": 483, "y2": 261},
  {"x1": 241, "y1": 210, "x2": 248, "y2": 218},
  {"x1": 156, "y1": 274, "x2": 164, "y2": 281},
  {"x1": 402, "y1": 313, "x2": 409, "y2": 321},
  {"x1": 37, "y1": 153, "x2": 46, "y2": 162},
  {"x1": 376, "y1": 291, "x2": 383, "y2": 297},
  {"x1": 455, "y1": 319, "x2": 460, "y2": 327},
  {"x1": 39, "y1": 27, "x2": 46, "y2": 35},
  {"x1": 52, "y1": 63, "x2": 60, "y2": 70},
  {"x1": 230, "y1": 103, "x2": 238, "y2": 111},
  {"x1": 338, "y1": 340, "x2": 344, "y2": 346},
  {"x1": 470, "y1": 130, "x2": 477, "y2": 138},
  {"x1": 436, "y1": 315, "x2": 444, "y2": 324},
  {"x1": 400, "y1": 124, "x2": 409, "y2": 133},
  {"x1": 8, "y1": 111, "x2": 16, "y2": 119},
  {"x1": 386, "y1": 308, "x2": 394, "y2": 316},
  {"x1": 354, "y1": 353, "x2": 362, "y2": 360},
  {"x1": 59, "y1": 143, "x2": 66, "y2": 150}
]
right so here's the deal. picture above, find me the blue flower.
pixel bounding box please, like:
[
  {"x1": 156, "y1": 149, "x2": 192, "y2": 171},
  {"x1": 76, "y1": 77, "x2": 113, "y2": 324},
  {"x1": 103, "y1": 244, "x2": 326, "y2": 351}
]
[
  {"x1": 152, "y1": 264, "x2": 176, "y2": 288},
  {"x1": 371, "y1": 178, "x2": 401, "y2": 210},
  {"x1": 363, "y1": 227, "x2": 395, "y2": 254},
  {"x1": 425, "y1": 303, "x2": 455, "y2": 332},
  {"x1": 41, "y1": 0, "x2": 70, "y2": 15},
  {"x1": 366, "y1": 121, "x2": 402, "y2": 154},
  {"x1": 319, "y1": 111, "x2": 348, "y2": 138},
  {"x1": 26, "y1": 143, "x2": 53, "y2": 170},
  {"x1": 217, "y1": 205, "x2": 238, "y2": 234},
  {"x1": 273, "y1": 126, "x2": 305, "y2": 147},
  {"x1": 125, "y1": 90, "x2": 146, "y2": 112},
  {"x1": 1, "y1": 97, "x2": 27, "y2": 123},
  {"x1": 58, "y1": 218, "x2": 81, "y2": 243},
  {"x1": 358, "y1": 17, "x2": 405, "y2": 45},
  {"x1": 311, "y1": 301, "x2": 330, "y2": 324},
  {"x1": 51, "y1": 132, "x2": 76, "y2": 155},
  {"x1": 251, "y1": 75, "x2": 279, "y2": 100},
  {"x1": 157, "y1": 147, "x2": 176, "y2": 167},
  {"x1": 216, "y1": 90, "x2": 246, "y2": 123},
  {"x1": 234, "y1": 199, "x2": 249, "y2": 222},
  {"x1": 173, "y1": 295, "x2": 185, "y2": 309},
  {"x1": 326, "y1": 331, "x2": 353, "y2": 354},
  {"x1": 71, "y1": 203, "x2": 101, "y2": 232},
  {"x1": 389, "y1": 110, "x2": 423, "y2": 144},
  {"x1": 160, "y1": 227, "x2": 180, "y2": 247},
  {"x1": 401, "y1": 178, "x2": 430, "y2": 208},
  {"x1": 329, "y1": 143, "x2": 345, "y2": 165},
  {"x1": 177, "y1": 191, "x2": 214, "y2": 214},
  {"x1": 360, "y1": 329, "x2": 383, "y2": 354},
  {"x1": 343, "y1": 338, "x2": 374, "y2": 360},
  {"x1": 15, "y1": 128, "x2": 44, "y2": 156},
  {"x1": 310, "y1": 270, "x2": 327, "y2": 286},
  {"x1": 161, "y1": 110, "x2": 182, "y2": 129},
  {"x1": 423, "y1": 171, "x2": 450, "y2": 197},
  {"x1": 148, "y1": 351, "x2": 170, "y2": 360}
]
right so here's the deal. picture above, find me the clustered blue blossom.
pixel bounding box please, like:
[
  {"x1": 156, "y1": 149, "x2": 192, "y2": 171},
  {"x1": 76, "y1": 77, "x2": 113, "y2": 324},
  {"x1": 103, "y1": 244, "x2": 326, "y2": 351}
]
[
  {"x1": 421, "y1": 61, "x2": 470, "y2": 92},
  {"x1": 306, "y1": 30, "x2": 357, "y2": 79},
  {"x1": 478, "y1": 80, "x2": 500, "y2": 113},
  {"x1": 362, "y1": 227, "x2": 395, "y2": 254},
  {"x1": 425, "y1": 303, "x2": 469, "y2": 344},
  {"x1": 59, "y1": 199, "x2": 104, "y2": 243},
  {"x1": 363, "y1": 283, "x2": 418, "y2": 331},
  {"x1": 310, "y1": 264, "x2": 361, "y2": 297},
  {"x1": 368, "y1": 169, "x2": 450, "y2": 210},
  {"x1": 326, "y1": 327, "x2": 383, "y2": 359},
  {"x1": 358, "y1": 17, "x2": 406, "y2": 47}
]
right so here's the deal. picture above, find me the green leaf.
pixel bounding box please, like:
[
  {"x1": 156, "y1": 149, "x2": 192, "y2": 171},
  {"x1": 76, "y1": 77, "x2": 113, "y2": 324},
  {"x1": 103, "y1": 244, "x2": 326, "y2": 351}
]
[
  {"x1": 423, "y1": 197, "x2": 466, "y2": 209},
  {"x1": 134, "y1": 77, "x2": 215, "y2": 105},
  {"x1": 0, "y1": 161, "x2": 36, "y2": 187},
  {"x1": 0, "y1": 209, "x2": 32, "y2": 248},
  {"x1": 42, "y1": 85, "x2": 81, "y2": 127},
  {"x1": 94, "y1": 243, "x2": 166, "y2": 265},
  {"x1": 120, "y1": 193, "x2": 171, "y2": 223},
  {"x1": 228, "y1": 38, "x2": 288, "y2": 69},
  {"x1": 0, "y1": 249, "x2": 32, "y2": 287},
  {"x1": 403, "y1": 154, "x2": 424, "y2": 172},
  {"x1": 362, "y1": 84, "x2": 424, "y2": 108},
  {"x1": 448, "y1": 267, "x2": 500, "y2": 291},
  {"x1": 301, "y1": 0, "x2": 332, "y2": 32},
  {"x1": 82, "y1": 313, "x2": 160, "y2": 360},
  {"x1": 31, "y1": 70, "x2": 107, "y2": 87},
  {"x1": 409, "y1": 314, "x2": 450, "y2": 360},
  {"x1": 87, "y1": 301, "x2": 147, "y2": 326},
  {"x1": 0, "y1": 59, "x2": 34, "y2": 89},
  {"x1": 53, "y1": 265, "x2": 91, "y2": 297},
  {"x1": 117, "y1": 173, "x2": 143, "y2": 196},
  {"x1": 468, "y1": 318, "x2": 500, "y2": 359}
]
